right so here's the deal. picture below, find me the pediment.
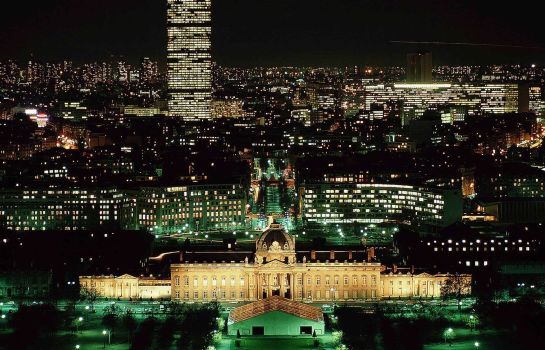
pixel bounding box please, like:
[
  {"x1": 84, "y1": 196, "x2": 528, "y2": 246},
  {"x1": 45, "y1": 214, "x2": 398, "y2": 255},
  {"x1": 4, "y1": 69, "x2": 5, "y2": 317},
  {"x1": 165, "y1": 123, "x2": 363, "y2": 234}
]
[
  {"x1": 414, "y1": 272, "x2": 433, "y2": 278},
  {"x1": 261, "y1": 259, "x2": 289, "y2": 269},
  {"x1": 117, "y1": 274, "x2": 137, "y2": 279}
]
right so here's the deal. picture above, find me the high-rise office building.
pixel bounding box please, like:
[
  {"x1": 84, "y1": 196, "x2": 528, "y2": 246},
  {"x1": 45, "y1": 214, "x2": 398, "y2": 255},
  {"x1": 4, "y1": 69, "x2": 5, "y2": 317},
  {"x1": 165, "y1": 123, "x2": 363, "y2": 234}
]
[
  {"x1": 407, "y1": 52, "x2": 433, "y2": 83},
  {"x1": 167, "y1": 0, "x2": 212, "y2": 120}
]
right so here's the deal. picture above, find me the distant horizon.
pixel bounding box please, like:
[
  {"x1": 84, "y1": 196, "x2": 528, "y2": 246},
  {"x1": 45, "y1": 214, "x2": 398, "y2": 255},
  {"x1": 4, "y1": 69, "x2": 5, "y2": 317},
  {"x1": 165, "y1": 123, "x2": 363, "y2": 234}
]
[{"x1": 1, "y1": 57, "x2": 543, "y2": 70}]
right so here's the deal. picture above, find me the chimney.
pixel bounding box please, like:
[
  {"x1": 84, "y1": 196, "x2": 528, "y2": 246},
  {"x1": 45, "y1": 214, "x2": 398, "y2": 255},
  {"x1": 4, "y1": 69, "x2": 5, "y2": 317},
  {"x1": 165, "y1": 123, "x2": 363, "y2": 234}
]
[
  {"x1": 348, "y1": 250, "x2": 353, "y2": 260},
  {"x1": 367, "y1": 247, "x2": 375, "y2": 262},
  {"x1": 311, "y1": 250, "x2": 316, "y2": 260},
  {"x1": 411, "y1": 265, "x2": 415, "y2": 274},
  {"x1": 393, "y1": 264, "x2": 398, "y2": 274},
  {"x1": 179, "y1": 251, "x2": 184, "y2": 262},
  {"x1": 329, "y1": 250, "x2": 335, "y2": 260}
]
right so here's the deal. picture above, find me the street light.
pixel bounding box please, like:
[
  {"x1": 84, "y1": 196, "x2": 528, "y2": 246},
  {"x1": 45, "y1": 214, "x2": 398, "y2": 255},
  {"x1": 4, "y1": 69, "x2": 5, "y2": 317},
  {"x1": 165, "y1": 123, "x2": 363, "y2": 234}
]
[
  {"x1": 76, "y1": 317, "x2": 83, "y2": 333},
  {"x1": 444, "y1": 328, "x2": 454, "y2": 344},
  {"x1": 102, "y1": 330, "x2": 111, "y2": 348},
  {"x1": 75, "y1": 345, "x2": 80, "y2": 349},
  {"x1": 474, "y1": 341, "x2": 480, "y2": 347}
]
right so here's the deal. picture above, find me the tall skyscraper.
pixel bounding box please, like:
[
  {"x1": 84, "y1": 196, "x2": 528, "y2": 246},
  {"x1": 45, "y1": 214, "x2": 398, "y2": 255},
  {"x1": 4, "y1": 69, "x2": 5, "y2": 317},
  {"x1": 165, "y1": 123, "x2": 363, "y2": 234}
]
[
  {"x1": 407, "y1": 52, "x2": 433, "y2": 83},
  {"x1": 167, "y1": 0, "x2": 212, "y2": 120}
]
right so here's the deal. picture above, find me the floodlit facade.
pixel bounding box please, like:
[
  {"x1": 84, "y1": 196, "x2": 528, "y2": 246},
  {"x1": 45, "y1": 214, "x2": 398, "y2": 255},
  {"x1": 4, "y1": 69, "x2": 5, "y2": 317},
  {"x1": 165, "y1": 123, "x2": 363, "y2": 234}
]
[
  {"x1": 167, "y1": 0, "x2": 212, "y2": 120},
  {"x1": 79, "y1": 274, "x2": 171, "y2": 300},
  {"x1": 170, "y1": 224, "x2": 470, "y2": 302},
  {"x1": 299, "y1": 183, "x2": 462, "y2": 227}
]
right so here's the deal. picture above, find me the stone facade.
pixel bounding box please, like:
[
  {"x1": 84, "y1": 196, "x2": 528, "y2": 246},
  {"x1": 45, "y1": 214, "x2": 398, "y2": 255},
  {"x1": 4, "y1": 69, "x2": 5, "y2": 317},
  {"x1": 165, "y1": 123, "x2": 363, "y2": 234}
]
[
  {"x1": 79, "y1": 274, "x2": 170, "y2": 300},
  {"x1": 170, "y1": 224, "x2": 470, "y2": 302}
]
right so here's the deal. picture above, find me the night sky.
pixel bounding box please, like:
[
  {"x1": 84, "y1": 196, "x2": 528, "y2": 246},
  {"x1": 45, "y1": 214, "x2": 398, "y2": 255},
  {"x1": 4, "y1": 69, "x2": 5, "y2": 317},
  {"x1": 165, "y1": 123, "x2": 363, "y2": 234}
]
[{"x1": 1, "y1": 0, "x2": 544, "y2": 67}]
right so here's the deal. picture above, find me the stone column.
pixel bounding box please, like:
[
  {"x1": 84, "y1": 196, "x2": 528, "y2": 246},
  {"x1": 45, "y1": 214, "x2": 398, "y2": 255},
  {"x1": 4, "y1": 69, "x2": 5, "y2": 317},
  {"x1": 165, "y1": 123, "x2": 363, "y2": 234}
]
[
  {"x1": 291, "y1": 273, "x2": 295, "y2": 300},
  {"x1": 267, "y1": 273, "x2": 271, "y2": 298}
]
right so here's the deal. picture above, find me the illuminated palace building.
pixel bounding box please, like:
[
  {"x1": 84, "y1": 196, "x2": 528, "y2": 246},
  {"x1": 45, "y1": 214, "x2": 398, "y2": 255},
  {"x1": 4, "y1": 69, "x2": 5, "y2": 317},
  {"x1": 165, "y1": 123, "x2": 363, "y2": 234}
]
[
  {"x1": 167, "y1": 0, "x2": 212, "y2": 120},
  {"x1": 81, "y1": 225, "x2": 470, "y2": 301},
  {"x1": 169, "y1": 224, "x2": 470, "y2": 302}
]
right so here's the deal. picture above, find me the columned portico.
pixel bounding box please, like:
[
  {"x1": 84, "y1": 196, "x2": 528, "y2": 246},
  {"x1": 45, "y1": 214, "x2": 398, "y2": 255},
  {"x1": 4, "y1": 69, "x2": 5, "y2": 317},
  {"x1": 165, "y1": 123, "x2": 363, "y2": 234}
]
[{"x1": 169, "y1": 223, "x2": 469, "y2": 303}]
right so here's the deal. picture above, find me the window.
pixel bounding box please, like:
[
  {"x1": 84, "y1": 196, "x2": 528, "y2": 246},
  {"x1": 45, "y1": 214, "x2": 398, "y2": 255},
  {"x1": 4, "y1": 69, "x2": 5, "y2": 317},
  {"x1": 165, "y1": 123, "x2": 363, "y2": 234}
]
[
  {"x1": 297, "y1": 276, "x2": 303, "y2": 285},
  {"x1": 307, "y1": 291, "x2": 312, "y2": 299},
  {"x1": 221, "y1": 276, "x2": 226, "y2": 286},
  {"x1": 184, "y1": 291, "x2": 189, "y2": 299},
  {"x1": 193, "y1": 291, "x2": 198, "y2": 299},
  {"x1": 230, "y1": 277, "x2": 235, "y2": 286},
  {"x1": 352, "y1": 276, "x2": 358, "y2": 285},
  {"x1": 240, "y1": 277, "x2": 245, "y2": 286},
  {"x1": 344, "y1": 276, "x2": 349, "y2": 285},
  {"x1": 175, "y1": 276, "x2": 180, "y2": 287},
  {"x1": 371, "y1": 276, "x2": 376, "y2": 286},
  {"x1": 334, "y1": 276, "x2": 339, "y2": 285},
  {"x1": 212, "y1": 290, "x2": 217, "y2": 299},
  {"x1": 203, "y1": 277, "x2": 208, "y2": 287},
  {"x1": 240, "y1": 291, "x2": 245, "y2": 299},
  {"x1": 175, "y1": 291, "x2": 180, "y2": 299},
  {"x1": 183, "y1": 276, "x2": 189, "y2": 287},
  {"x1": 203, "y1": 291, "x2": 208, "y2": 299},
  {"x1": 362, "y1": 276, "x2": 367, "y2": 285},
  {"x1": 325, "y1": 276, "x2": 330, "y2": 285},
  {"x1": 316, "y1": 276, "x2": 321, "y2": 285},
  {"x1": 212, "y1": 277, "x2": 217, "y2": 286},
  {"x1": 193, "y1": 277, "x2": 198, "y2": 287}
]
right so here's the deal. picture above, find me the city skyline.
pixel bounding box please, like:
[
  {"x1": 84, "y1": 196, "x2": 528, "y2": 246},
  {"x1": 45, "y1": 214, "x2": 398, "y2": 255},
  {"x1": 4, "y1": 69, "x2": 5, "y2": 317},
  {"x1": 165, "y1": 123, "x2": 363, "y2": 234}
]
[
  {"x1": 1, "y1": 1, "x2": 545, "y2": 67},
  {"x1": 2, "y1": 2, "x2": 545, "y2": 350}
]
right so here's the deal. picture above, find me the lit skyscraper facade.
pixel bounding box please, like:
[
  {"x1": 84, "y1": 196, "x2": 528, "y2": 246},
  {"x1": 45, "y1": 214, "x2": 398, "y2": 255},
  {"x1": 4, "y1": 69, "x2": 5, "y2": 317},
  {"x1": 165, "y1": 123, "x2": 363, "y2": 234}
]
[{"x1": 167, "y1": 0, "x2": 212, "y2": 120}]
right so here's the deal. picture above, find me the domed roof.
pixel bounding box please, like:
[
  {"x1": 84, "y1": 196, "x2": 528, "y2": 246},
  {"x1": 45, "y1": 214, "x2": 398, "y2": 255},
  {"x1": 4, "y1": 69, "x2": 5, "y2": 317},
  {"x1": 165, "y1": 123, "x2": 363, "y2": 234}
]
[{"x1": 256, "y1": 224, "x2": 294, "y2": 252}]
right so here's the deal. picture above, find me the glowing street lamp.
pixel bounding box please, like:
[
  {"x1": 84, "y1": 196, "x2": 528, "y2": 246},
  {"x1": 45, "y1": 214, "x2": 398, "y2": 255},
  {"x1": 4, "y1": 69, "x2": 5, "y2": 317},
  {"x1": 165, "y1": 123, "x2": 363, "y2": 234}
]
[
  {"x1": 443, "y1": 328, "x2": 454, "y2": 344},
  {"x1": 76, "y1": 316, "x2": 83, "y2": 333},
  {"x1": 330, "y1": 288, "x2": 336, "y2": 307},
  {"x1": 75, "y1": 345, "x2": 80, "y2": 349},
  {"x1": 474, "y1": 341, "x2": 480, "y2": 348},
  {"x1": 102, "y1": 329, "x2": 111, "y2": 348}
]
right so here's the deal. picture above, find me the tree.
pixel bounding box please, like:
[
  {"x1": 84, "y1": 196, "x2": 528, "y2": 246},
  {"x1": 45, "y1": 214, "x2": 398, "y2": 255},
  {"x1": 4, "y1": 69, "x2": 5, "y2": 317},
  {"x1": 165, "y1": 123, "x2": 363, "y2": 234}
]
[
  {"x1": 80, "y1": 285, "x2": 98, "y2": 312},
  {"x1": 131, "y1": 316, "x2": 157, "y2": 350},
  {"x1": 335, "y1": 306, "x2": 380, "y2": 349},
  {"x1": 157, "y1": 317, "x2": 177, "y2": 349},
  {"x1": 441, "y1": 274, "x2": 471, "y2": 312},
  {"x1": 122, "y1": 310, "x2": 138, "y2": 345},
  {"x1": 102, "y1": 304, "x2": 121, "y2": 338},
  {"x1": 7, "y1": 304, "x2": 64, "y2": 348},
  {"x1": 177, "y1": 304, "x2": 219, "y2": 350}
]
